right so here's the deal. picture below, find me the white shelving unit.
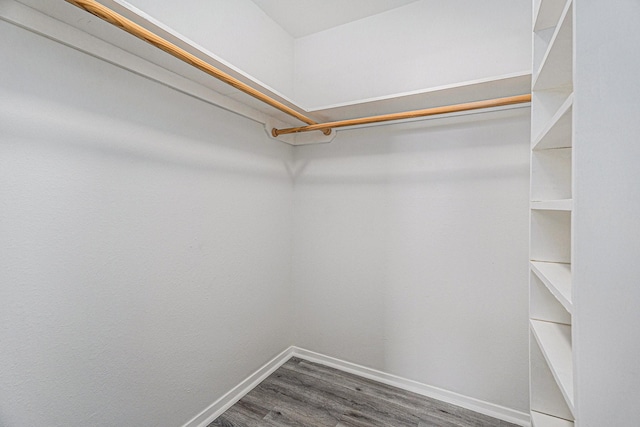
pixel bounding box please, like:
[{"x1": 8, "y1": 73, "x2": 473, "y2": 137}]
[{"x1": 530, "y1": 0, "x2": 575, "y2": 425}]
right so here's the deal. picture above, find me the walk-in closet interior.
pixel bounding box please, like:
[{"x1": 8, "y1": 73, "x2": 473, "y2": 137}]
[{"x1": 1, "y1": 1, "x2": 638, "y2": 426}]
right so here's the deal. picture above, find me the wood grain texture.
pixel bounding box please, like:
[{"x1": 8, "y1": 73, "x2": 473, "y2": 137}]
[{"x1": 210, "y1": 357, "x2": 519, "y2": 427}]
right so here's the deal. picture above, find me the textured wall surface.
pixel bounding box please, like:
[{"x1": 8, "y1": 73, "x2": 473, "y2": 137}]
[
  {"x1": 292, "y1": 110, "x2": 531, "y2": 412},
  {"x1": 0, "y1": 21, "x2": 294, "y2": 427}
]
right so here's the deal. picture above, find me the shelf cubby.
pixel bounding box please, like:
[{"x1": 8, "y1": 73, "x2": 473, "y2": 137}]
[
  {"x1": 532, "y1": 93, "x2": 573, "y2": 150},
  {"x1": 530, "y1": 333, "x2": 574, "y2": 421},
  {"x1": 530, "y1": 210, "x2": 571, "y2": 263},
  {"x1": 533, "y1": 0, "x2": 573, "y2": 91},
  {"x1": 530, "y1": 320, "x2": 574, "y2": 415},
  {"x1": 533, "y1": 0, "x2": 568, "y2": 32},
  {"x1": 531, "y1": 89, "x2": 572, "y2": 140},
  {"x1": 533, "y1": 27, "x2": 557, "y2": 76},
  {"x1": 531, "y1": 270, "x2": 571, "y2": 324},
  {"x1": 531, "y1": 261, "x2": 572, "y2": 313},
  {"x1": 531, "y1": 148, "x2": 572, "y2": 202}
]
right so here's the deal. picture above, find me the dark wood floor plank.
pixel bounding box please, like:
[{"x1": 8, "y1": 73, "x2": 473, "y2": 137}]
[
  {"x1": 419, "y1": 409, "x2": 499, "y2": 427},
  {"x1": 244, "y1": 382, "x2": 342, "y2": 427},
  {"x1": 284, "y1": 360, "x2": 461, "y2": 415},
  {"x1": 416, "y1": 421, "x2": 463, "y2": 427},
  {"x1": 284, "y1": 359, "x2": 512, "y2": 427},
  {"x1": 266, "y1": 365, "x2": 421, "y2": 427},
  {"x1": 210, "y1": 357, "x2": 520, "y2": 427},
  {"x1": 337, "y1": 411, "x2": 402, "y2": 427},
  {"x1": 256, "y1": 371, "x2": 390, "y2": 427},
  {"x1": 209, "y1": 404, "x2": 264, "y2": 427},
  {"x1": 285, "y1": 360, "x2": 445, "y2": 411},
  {"x1": 262, "y1": 405, "x2": 340, "y2": 427},
  {"x1": 234, "y1": 396, "x2": 271, "y2": 419}
]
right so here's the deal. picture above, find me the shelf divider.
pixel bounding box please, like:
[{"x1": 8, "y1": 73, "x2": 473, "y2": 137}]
[{"x1": 530, "y1": 199, "x2": 573, "y2": 211}]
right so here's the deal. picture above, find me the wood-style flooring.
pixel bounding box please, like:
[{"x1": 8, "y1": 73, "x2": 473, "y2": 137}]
[{"x1": 209, "y1": 357, "x2": 519, "y2": 427}]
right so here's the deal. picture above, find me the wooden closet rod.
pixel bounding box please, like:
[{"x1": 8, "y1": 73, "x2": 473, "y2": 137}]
[
  {"x1": 66, "y1": 1, "x2": 530, "y2": 139},
  {"x1": 272, "y1": 94, "x2": 532, "y2": 136},
  {"x1": 65, "y1": 0, "x2": 331, "y2": 134}
]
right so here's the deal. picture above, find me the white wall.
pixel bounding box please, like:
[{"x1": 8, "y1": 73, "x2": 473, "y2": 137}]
[
  {"x1": 125, "y1": 0, "x2": 295, "y2": 97},
  {"x1": 0, "y1": 2, "x2": 536, "y2": 423},
  {"x1": 573, "y1": 1, "x2": 640, "y2": 425},
  {"x1": 292, "y1": 110, "x2": 531, "y2": 412},
  {"x1": 0, "y1": 21, "x2": 294, "y2": 427},
  {"x1": 294, "y1": 0, "x2": 532, "y2": 108}
]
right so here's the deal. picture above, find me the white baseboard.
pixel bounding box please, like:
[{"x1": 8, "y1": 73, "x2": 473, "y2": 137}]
[
  {"x1": 181, "y1": 346, "x2": 295, "y2": 427},
  {"x1": 182, "y1": 345, "x2": 530, "y2": 427},
  {"x1": 291, "y1": 347, "x2": 531, "y2": 427}
]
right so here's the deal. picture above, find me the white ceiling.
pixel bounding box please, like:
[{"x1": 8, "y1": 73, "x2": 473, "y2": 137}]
[{"x1": 250, "y1": 0, "x2": 419, "y2": 38}]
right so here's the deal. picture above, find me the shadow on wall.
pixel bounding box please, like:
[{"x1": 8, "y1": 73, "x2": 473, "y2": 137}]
[
  {"x1": 1, "y1": 89, "x2": 293, "y2": 184},
  {"x1": 292, "y1": 107, "x2": 530, "y2": 186}
]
